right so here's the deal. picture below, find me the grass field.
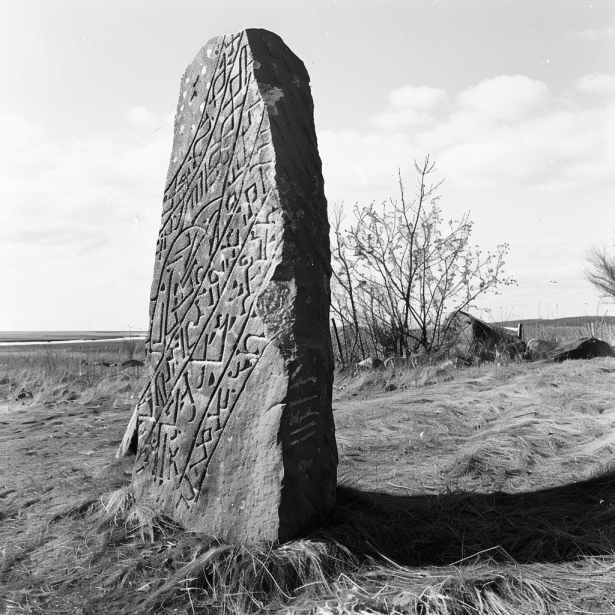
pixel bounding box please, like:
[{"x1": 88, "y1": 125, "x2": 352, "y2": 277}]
[{"x1": 1, "y1": 336, "x2": 615, "y2": 614}]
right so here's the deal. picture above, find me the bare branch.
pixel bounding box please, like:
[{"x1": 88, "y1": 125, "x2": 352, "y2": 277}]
[
  {"x1": 332, "y1": 156, "x2": 513, "y2": 359},
  {"x1": 585, "y1": 245, "x2": 615, "y2": 298}
]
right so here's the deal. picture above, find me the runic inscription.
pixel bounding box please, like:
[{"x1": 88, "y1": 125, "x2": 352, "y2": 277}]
[{"x1": 121, "y1": 29, "x2": 337, "y2": 543}]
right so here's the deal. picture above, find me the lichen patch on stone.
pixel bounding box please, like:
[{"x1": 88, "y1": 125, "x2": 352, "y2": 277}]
[{"x1": 258, "y1": 83, "x2": 284, "y2": 115}]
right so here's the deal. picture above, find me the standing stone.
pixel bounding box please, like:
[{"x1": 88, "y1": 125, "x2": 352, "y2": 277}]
[{"x1": 123, "y1": 29, "x2": 337, "y2": 543}]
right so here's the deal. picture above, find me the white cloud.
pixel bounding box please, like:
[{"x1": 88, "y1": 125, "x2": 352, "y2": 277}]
[
  {"x1": 572, "y1": 27, "x2": 615, "y2": 41},
  {"x1": 415, "y1": 109, "x2": 497, "y2": 153},
  {"x1": 319, "y1": 128, "x2": 420, "y2": 202},
  {"x1": 127, "y1": 106, "x2": 165, "y2": 128},
  {"x1": 575, "y1": 72, "x2": 615, "y2": 97},
  {"x1": 389, "y1": 85, "x2": 447, "y2": 110},
  {"x1": 372, "y1": 107, "x2": 436, "y2": 130},
  {"x1": 436, "y1": 105, "x2": 615, "y2": 190},
  {"x1": 372, "y1": 85, "x2": 446, "y2": 131},
  {"x1": 322, "y1": 75, "x2": 615, "y2": 194},
  {"x1": 0, "y1": 111, "x2": 174, "y2": 329},
  {"x1": 456, "y1": 75, "x2": 551, "y2": 123},
  {"x1": 0, "y1": 115, "x2": 61, "y2": 173},
  {"x1": 0, "y1": 114, "x2": 171, "y2": 252}
]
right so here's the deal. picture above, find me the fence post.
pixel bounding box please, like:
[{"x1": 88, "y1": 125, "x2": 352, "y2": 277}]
[
  {"x1": 517, "y1": 323, "x2": 524, "y2": 340},
  {"x1": 331, "y1": 319, "x2": 345, "y2": 367}
]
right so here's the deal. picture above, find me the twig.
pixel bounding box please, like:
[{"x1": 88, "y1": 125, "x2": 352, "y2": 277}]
[
  {"x1": 386, "y1": 482, "x2": 421, "y2": 492},
  {"x1": 451, "y1": 545, "x2": 511, "y2": 566}
]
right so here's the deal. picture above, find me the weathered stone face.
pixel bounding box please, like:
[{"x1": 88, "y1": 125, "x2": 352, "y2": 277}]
[{"x1": 127, "y1": 29, "x2": 337, "y2": 543}]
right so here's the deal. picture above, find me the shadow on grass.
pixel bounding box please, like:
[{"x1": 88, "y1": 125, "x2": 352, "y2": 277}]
[
  {"x1": 27, "y1": 467, "x2": 615, "y2": 614},
  {"x1": 117, "y1": 473, "x2": 615, "y2": 613},
  {"x1": 317, "y1": 472, "x2": 615, "y2": 566}
]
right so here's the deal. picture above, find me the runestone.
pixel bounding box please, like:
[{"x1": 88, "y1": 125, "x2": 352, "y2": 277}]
[{"x1": 123, "y1": 29, "x2": 337, "y2": 543}]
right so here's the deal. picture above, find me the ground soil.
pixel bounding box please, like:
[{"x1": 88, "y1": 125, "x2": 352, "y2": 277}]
[{"x1": 2, "y1": 358, "x2": 615, "y2": 613}]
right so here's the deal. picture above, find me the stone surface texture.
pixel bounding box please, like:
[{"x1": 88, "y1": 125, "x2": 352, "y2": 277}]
[{"x1": 129, "y1": 29, "x2": 337, "y2": 543}]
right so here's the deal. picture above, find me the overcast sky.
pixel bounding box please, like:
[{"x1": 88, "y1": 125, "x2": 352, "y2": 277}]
[{"x1": 1, "y1": 0, "x2": 614, "y2": 331}]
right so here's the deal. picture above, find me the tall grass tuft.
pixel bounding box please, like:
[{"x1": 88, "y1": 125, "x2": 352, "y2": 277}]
[
  {"x1": 82, "y1": 486, "x2": 358, "y2": 614},
  {"x1": 131, "y1": 539, "x2": 356, "y2": 614},
  {"x1": 95, "y1": 487, "x2": 181, "y2": 543}
]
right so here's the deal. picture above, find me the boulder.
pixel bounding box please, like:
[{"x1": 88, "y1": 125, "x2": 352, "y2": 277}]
[
  {"x1": 527, "y1": 338, "x2": 558, "y2": 354},
  {"x1": 549, "y1": 337, "x2": 613, "y2": 362},
  {"x1": 122, "y1": 359, "x2": 145, "y2": 367},
  {"x1": 383, "y1": 356, "x2": 408, "y2": 369},
  {"x1": 357, "y1": 356, "x2": 384, "y2": 369},
  {"x1": 443, "y1": 311, "x2": 526, "y2": 363},
  {"x1": 525, "y1": 338, "x2": 559, "y2": 359}
]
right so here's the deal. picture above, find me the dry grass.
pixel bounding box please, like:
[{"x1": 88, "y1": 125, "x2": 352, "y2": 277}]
[
  {"x1": 335, "y1": 358, "x2": 467, "y2": 397},
  {"x1": 2, "y1": 346, "x2": 615, "y2": 613},
  {"x1": 312, "y1": 564, "x2": 561, "y2": 615},
  {"x1": 0, "y1": 341, "x2": 147, "y2": 407}
]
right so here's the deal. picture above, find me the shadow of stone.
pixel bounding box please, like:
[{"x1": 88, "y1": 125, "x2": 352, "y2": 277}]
[{"x1": 315, "y1": 473, "x2": 615, "y2": 566}]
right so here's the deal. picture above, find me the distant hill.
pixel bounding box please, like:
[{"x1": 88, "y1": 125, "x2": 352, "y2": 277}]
[
  {"x1": 0, "y1": 331, "x2": 147, "y2": 343},
  {"x1": 494, "y1": 316, "x2": 615, "y2": 328}
]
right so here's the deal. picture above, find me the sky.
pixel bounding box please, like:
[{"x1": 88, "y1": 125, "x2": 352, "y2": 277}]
[{"x1": 0, "y1": 0, "x2": 614, "y2": 331}]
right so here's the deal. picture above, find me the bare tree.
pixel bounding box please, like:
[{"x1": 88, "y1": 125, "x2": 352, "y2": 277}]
[
  {"x1": 585, "y1": 244, "x2": 615, "y2": 298},
  {"x1": 330, "y1": 203, "x2": 366, "y2": 363},
  {"x1": 334, "y1": 156, "x2": 514, "y2": 358}
]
